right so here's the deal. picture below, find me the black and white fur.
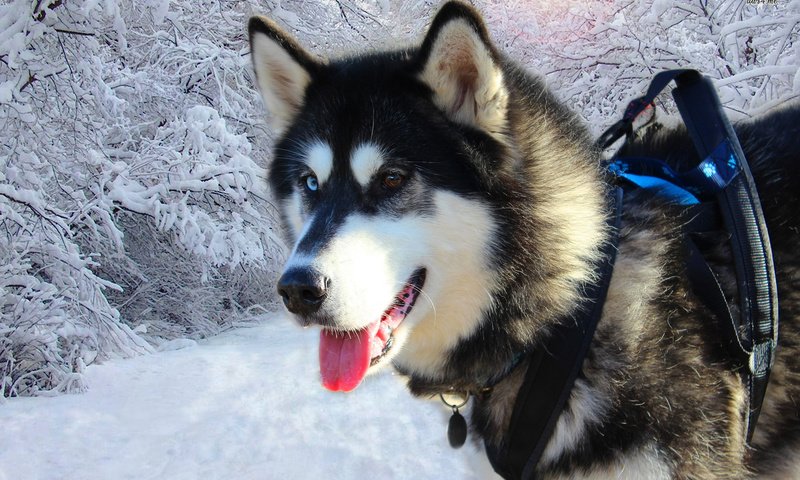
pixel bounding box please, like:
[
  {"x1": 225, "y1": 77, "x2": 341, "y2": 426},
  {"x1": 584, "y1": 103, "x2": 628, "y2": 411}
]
[{"x1": 248, "y1": 2, "x2": 800, "y2": 478}]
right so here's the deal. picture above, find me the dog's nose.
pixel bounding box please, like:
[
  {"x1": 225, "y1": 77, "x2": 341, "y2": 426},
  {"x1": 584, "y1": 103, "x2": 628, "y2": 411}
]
[{"x1": 276, "y1": 268, "x2": 329, "y2": 317}]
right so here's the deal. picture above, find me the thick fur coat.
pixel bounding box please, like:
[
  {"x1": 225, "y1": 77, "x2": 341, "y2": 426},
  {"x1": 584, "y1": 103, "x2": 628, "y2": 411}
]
[{"x1": 247, "y1": 2, "x2": 800, "y2": 478}]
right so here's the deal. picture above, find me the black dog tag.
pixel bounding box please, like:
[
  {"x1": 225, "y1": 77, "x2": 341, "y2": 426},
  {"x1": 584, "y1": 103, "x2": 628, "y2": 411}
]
[{"x1": 448, "y1": 410, "x2": 467, "y2": 448}]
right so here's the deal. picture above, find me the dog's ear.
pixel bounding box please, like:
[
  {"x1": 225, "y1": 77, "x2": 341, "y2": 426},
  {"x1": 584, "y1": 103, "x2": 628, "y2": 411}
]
[
  {"x1": 248, "y1": 16, "x2": 323, "y2": 131},
  {"x1": 416, "y1": 2, "x2": 508, "y2": 137}
]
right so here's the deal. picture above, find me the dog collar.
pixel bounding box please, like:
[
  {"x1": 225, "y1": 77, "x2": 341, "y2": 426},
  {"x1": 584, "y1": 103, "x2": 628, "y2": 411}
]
[{"x1": 433, "y1": 350, "x2": 530, "y2": 448}]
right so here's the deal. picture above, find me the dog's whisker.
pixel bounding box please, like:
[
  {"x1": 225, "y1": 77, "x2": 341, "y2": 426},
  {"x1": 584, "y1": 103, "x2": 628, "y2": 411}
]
[{"x1": 414, "y1": 288, "x2": 438, "y2": 325}]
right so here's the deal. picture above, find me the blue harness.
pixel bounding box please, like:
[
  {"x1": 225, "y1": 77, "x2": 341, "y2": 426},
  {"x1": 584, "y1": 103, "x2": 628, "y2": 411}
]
[{"x1": 608, "y1": 138, "x2": 740, "y2": 206}]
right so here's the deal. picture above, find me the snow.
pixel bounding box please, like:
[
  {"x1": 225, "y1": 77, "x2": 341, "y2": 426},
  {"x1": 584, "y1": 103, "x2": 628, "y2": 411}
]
[
  {"x1": 0, "y1": 314, "x2": 491, "y2": 480},
  {"x1": 1, "y1": 0, "x2": 797, "y2": 474}
]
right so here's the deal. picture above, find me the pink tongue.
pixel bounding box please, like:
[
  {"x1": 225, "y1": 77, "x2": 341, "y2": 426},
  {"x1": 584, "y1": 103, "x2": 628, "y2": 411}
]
[
  {"x1": 319, "y1": 320, "x2": 379, "y2": 392},
  {"x1": 317, "y1": 283, "x2": 418, "y2": 392}
]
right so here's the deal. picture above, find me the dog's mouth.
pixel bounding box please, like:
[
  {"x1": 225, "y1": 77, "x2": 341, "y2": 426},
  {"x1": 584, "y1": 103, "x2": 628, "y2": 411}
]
[{"x1": 319, "y1": 268, "x2": 426, "y2": 392}]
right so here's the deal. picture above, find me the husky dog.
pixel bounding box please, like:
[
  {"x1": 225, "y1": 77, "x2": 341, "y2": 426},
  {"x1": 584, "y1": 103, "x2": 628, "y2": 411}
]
[{"x1": 248, "y1": 2, "x2": 800, "y2": 478}]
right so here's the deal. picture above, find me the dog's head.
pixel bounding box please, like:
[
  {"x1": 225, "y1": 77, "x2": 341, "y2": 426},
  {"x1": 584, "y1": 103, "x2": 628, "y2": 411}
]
[{"x1": 248, "y1": 2, "x2": 514, "y2": 392}]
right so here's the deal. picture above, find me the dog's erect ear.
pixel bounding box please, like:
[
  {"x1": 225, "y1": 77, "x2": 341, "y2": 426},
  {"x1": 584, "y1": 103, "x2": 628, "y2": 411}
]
[
  {"x1": 248, "y1": 16, "x2": 323, "y2": 131},
  {"x1": 416, "y1": 2, "x2": 508, "y2": 136}
]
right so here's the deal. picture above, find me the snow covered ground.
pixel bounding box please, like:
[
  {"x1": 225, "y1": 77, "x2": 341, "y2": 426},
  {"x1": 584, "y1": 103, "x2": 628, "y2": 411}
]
[{"x1": 0, "y1": 313, "x2": 493, "y2": 480}]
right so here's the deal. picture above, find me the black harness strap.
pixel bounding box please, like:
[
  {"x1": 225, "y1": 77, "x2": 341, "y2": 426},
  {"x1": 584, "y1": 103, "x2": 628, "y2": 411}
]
[
  {"x1": 671, "y1": 72, "x2": 779, "y2": 441},
  {"x1": 485, "y1": 188, "x2": 623, "y2": 480},
  {"x1": 685, "y1": 235, "x2": 750, "y2": 361},
  {"x1": 603, "y1": 70, "x2": 779, "y2": 442}
]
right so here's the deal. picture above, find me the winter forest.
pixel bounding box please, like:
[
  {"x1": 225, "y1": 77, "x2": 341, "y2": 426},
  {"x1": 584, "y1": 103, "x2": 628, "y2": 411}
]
[{"x1": 0, "y1": 0, "x2": 798, "y2": 477}]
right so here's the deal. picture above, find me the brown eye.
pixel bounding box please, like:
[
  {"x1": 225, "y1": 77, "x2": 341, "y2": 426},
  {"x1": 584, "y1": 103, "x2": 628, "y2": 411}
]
[{"x1": 382, "y1": 172, "x2": 405, "y2": 190}]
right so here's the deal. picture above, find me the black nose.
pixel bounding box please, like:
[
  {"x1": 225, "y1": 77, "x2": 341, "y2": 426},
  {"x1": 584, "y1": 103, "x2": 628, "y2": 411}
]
[{"x1": 277, "y1": 268, "x2": 329, "y2": 316}]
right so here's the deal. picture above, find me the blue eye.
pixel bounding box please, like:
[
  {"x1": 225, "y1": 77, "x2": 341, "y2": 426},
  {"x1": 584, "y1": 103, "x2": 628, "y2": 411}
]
[{"x1": 305, "y1": 175, "x2": 318, "y2": 191}]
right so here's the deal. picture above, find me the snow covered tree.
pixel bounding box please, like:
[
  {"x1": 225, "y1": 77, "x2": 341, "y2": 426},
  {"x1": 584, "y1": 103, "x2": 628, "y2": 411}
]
[
  {"x1": 477, "y1": 0, "x2": 798, "y2": 131},
  {"x1": 1, "y1": 0, "x2": 796, "y2": 397},
  {"x1": 0, "y1": 0, "x2": 285, "y2": 396}
]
